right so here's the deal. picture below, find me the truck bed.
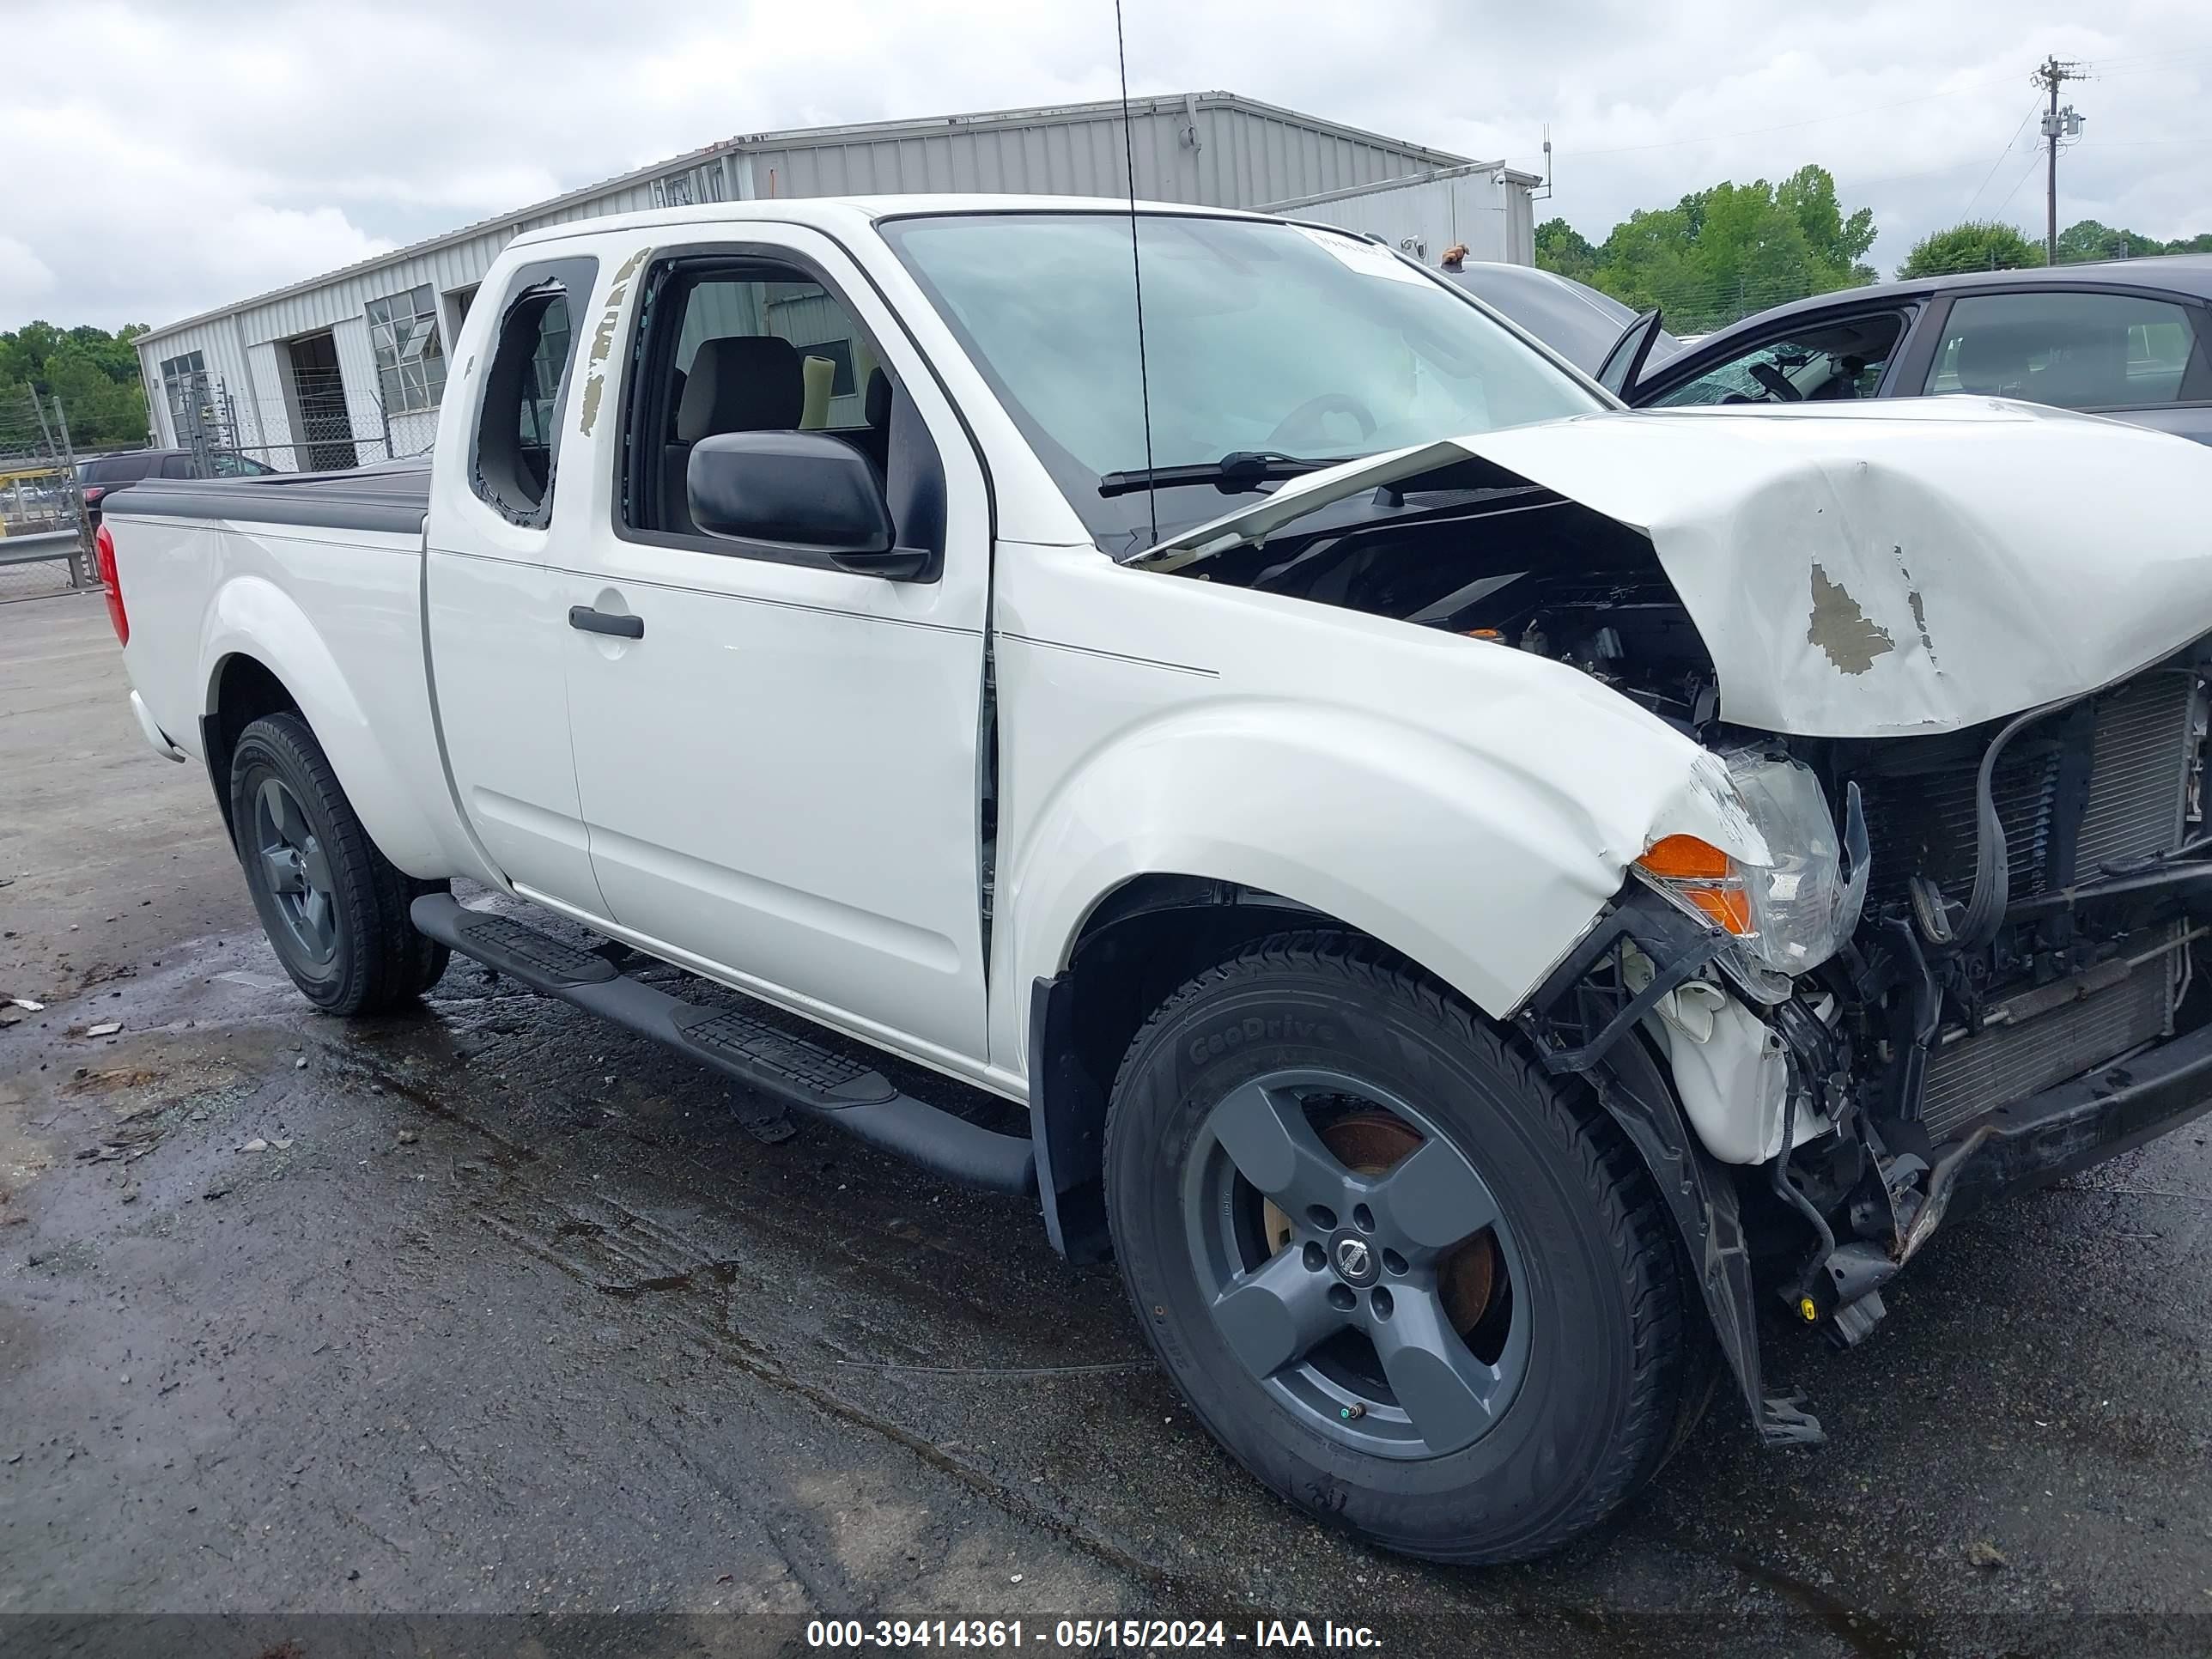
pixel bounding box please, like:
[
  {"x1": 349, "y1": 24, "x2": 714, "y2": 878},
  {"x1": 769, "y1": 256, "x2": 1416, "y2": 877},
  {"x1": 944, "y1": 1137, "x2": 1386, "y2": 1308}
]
[{"x1": 100, "y1": 461, "x2": 432, "y2": 537}]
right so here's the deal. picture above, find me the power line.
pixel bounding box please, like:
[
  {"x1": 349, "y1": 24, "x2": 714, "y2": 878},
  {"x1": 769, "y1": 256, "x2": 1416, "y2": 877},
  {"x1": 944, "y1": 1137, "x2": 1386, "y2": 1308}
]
[
  {"x1": 1962, "y1": 96, "x2": 2043, "y2": 216},
  {"x1": 1995, "y1": 145, "x2": 2045, "y2": 214}
]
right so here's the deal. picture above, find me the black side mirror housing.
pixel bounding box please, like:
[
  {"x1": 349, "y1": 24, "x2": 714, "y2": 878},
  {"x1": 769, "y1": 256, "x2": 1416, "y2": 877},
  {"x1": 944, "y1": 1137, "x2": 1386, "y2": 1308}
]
[{"x1": 686, "y1": 429, "x2": 926, "y2": 578}]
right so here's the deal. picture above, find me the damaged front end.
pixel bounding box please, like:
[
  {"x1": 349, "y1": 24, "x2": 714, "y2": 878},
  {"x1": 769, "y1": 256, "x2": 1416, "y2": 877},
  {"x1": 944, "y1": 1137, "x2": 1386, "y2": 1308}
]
[
  {"x1": 1525, "y1": 656, "x2": 2212, "y2": 1444},
  {"x1": 1132, "y1": 404, "x2": 2212, "y2": 1448}
]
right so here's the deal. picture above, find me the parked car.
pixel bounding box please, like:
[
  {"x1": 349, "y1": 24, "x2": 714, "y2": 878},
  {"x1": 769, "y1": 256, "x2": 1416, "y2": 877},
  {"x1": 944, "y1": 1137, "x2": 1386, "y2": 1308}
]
[
  {"x1": 98, "y1": 196, "x2": 2212, "y2": 1565},
  {"x1": 77, "y1": 447, "x2": 276, "y2": 526},
  {"x1": 1440, "y1": 259, "x2": 1685, "y2": 378},
  {"x1": 1603, "y1": 255, "x2": 2212, "y2": 441}
]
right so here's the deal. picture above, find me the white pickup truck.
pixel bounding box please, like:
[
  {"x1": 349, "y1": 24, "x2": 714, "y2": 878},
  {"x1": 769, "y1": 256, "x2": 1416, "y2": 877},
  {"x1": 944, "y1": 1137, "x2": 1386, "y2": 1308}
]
[{"x1": 102, "y1": 195, "x2": 2212, "y2": 1564}]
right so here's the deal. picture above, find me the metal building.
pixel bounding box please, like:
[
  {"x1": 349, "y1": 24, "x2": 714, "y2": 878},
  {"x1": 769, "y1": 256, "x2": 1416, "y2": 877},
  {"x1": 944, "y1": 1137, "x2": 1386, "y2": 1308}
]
[
  {"x1": 1264, "y1": 160, "x2": 1543, "y2": 266},
  {"x1": 131, "y1": 91, "x2": 1488, "y2": 470}
]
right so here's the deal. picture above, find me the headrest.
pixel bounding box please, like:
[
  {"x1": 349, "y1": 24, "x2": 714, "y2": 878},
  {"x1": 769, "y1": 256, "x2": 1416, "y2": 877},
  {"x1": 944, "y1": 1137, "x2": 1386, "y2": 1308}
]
[
  {"x1": 1954, "y1": 329, "x2": 2030, "y2": 395},
  {"x1": 864, "y1": 368, "x2": 894, "y2": 429},
  {"x1": 678, "y1": 336, "x2": 803, "y2": 441}
]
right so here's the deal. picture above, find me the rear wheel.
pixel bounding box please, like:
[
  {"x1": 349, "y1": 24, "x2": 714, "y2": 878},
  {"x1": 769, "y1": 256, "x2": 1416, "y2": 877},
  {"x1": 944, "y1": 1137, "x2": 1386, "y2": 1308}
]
[
  {"x1": 228, "y1": 712, "x2": 449, "y2": 1015},
  {"x1": 1103, "y1": 933, "x2": 1694, "y2": 1564}
]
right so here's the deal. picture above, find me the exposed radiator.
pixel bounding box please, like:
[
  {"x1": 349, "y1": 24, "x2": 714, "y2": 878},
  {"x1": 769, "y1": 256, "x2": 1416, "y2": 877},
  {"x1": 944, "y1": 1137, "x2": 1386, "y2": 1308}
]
[
  {"x1": 1921, "y1": 937, "x2": 2178, "y2": 1141},
  {"x1": 1860, "y1": 670, "x2": 2197, "y2": 915},
  {"x1": 1867, "y1": 669, "x2": 2201, "y2": 1141},
  {"x1": 2076, "y1": 672, "x2": 2198, "y2": 874}
]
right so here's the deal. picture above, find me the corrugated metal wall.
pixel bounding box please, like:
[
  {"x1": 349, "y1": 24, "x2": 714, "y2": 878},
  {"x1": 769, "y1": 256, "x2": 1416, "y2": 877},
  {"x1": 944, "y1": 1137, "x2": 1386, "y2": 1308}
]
[
  {"x1": 1281, "y1": 172, "x2": 1535, "y2": 265},
  {"x1": 134, "y1": 93, "x2": 1464, "y2": 468}
]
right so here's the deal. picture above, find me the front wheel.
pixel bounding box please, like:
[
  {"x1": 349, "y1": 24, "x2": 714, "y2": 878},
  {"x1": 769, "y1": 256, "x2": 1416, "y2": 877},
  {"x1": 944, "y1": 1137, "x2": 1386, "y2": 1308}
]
[
  {"x1": 1103, "y1": 933, "x2": 1698, "y2": 1564},
  {"x1": 229, "y1": 711, "x2": 449, "y2": 1015}
]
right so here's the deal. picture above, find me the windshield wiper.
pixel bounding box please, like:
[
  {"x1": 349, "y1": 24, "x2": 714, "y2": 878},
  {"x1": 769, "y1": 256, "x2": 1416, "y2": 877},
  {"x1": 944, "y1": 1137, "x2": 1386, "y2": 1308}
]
[{"x1": 1097, "y1": 450, "x2": 1330, "y2": 499}]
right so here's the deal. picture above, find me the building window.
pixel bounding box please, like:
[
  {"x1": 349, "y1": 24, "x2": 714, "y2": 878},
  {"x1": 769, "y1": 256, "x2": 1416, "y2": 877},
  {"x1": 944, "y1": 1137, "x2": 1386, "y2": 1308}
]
[
  {"x1": 651, "y1": 160, "x2": 726, "y2": 210},
  {"x1": 158, "y1": 349, "x2": 216, "y2": 438},
  {"x1": 365, "y1": 283, "x2": 447, "y2": 413}
]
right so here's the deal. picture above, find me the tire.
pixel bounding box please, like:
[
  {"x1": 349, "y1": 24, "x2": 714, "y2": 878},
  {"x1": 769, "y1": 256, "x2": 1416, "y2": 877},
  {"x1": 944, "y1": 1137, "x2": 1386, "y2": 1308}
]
[
  {"x1": 1103, "y1": 931, "x2": 1692, "y2": 1565},
  {"x1": 228, "y1": 711, "x2": 450, "y2": 1015}
]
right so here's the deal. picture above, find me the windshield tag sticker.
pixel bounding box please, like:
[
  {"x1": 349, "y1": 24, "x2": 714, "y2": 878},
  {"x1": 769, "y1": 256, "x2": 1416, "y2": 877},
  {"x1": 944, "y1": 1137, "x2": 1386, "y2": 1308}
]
[{"x1": 1295, "y1": 226, "x2": 1431, "y2": 285}]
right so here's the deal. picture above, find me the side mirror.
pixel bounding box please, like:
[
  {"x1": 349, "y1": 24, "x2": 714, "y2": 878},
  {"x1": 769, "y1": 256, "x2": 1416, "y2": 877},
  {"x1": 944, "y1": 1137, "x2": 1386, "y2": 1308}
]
[{"x1": 686, "y1": 430, "x2": 925, "y2": 578}]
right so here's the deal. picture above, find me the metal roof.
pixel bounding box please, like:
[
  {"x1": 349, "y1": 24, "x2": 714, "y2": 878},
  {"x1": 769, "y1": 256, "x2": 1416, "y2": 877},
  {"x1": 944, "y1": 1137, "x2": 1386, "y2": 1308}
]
[{"x1": 136, "y1": 90, "x2": 1468, "y2": 345}]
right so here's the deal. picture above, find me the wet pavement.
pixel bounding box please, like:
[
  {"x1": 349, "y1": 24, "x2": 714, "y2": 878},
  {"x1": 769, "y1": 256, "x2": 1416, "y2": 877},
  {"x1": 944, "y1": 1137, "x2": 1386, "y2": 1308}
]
[{"x1": 5, "y1": 591, "x2": 2212, "y2": 1656}]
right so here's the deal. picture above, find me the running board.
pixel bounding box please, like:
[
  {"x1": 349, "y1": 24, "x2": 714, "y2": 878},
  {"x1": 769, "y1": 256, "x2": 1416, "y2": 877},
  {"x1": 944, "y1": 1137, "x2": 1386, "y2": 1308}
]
[{"x1": 410, "y1": 895, "x2": 1036, "y2": 1194}]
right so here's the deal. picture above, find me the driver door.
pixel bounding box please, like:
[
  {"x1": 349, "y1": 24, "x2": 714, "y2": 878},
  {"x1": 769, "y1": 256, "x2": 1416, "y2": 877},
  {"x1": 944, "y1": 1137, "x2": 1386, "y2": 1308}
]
[{"x1": 560, "y1": 230, "x2": 994, "y2": 1064}]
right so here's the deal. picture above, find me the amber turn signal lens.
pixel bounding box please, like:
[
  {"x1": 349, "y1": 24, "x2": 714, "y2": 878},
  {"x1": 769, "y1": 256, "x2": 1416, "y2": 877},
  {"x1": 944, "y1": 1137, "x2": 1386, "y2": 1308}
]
[
  {"x1": 1681, "y1": 885, "x2": 1753, "y2": 934},
  {"x1": 1635, "y1": 835, "x2": 1732, "y2": 881}
]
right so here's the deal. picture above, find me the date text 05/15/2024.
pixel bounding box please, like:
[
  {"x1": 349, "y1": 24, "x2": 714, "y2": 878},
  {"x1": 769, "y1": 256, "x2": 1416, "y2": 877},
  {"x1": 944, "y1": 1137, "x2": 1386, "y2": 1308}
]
[{"x1": 805, "y1": 1618, "x2": 1384, "y2": 1650}]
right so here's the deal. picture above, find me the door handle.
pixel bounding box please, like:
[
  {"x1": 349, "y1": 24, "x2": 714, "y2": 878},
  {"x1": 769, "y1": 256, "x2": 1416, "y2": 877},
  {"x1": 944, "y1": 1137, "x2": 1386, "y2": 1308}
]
[{"x1": 568, "y1": 605, "x2": 643, "y2": 640}]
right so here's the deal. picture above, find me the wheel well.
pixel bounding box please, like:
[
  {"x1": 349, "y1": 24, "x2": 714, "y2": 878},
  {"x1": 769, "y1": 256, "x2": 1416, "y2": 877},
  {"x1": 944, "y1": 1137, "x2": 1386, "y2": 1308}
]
[
  {"x1": 204, "y1": 655, "x2": 301, "y2": 835},
  {"x1": 1030, "y1": 875, "x2": 1365, "y2": 1262}
]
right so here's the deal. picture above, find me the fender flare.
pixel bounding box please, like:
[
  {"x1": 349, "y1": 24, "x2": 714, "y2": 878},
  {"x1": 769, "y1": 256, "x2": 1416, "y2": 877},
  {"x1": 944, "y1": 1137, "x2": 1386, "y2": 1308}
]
[{"x1": 199, "y1": 576, "x2": 458, "y2": 876}]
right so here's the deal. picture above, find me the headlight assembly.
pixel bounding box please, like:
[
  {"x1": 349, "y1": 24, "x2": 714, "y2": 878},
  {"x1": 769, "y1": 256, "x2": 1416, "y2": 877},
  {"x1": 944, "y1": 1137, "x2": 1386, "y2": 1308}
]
[{"x1": 1632, "y1": 749, "x2": 1869, "y2": 979}]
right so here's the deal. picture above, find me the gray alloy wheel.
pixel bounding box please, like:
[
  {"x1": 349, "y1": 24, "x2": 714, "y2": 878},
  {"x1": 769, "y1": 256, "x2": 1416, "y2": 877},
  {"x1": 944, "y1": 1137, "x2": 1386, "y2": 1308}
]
[
  {"x1": 1103, "y1": 932, "x2": 1698, "y2": 1564},
  {"x1": 1184, "y1": 1067, "x2": 1529, "y2": 1460},
  {"x1": 250, "y1": 775, "x2": 340, "y2": 969}
]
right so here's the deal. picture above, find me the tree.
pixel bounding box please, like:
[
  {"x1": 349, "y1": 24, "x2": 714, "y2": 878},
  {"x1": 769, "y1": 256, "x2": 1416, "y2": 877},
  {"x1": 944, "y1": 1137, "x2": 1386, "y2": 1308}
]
[
  {"x1": 0, "y1": 320, "x2": 155, "y2": 447},
  {"x1": 2054, "y1": 219, "x2": 2212, "y2": 264},
  {"x1": 1541, "y1": 165, "x2": 1881, "y2": 331},
  {"x1": 1777, "y1": 164, "x2": 1877, "y2": 284},
  {"x1": 1895, "y1": 221, "x2": 2042, "y2": 278},
  {"x1": 1534, "y1": 218, "x2": 1600, "y2": 283}
]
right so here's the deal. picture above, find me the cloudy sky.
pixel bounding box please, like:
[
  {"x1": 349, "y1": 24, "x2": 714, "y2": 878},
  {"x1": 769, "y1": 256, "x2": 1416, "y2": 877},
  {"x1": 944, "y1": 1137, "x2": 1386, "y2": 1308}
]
[{"x1": 4, "y1": 0, "x2": 2208, "y2": 333}]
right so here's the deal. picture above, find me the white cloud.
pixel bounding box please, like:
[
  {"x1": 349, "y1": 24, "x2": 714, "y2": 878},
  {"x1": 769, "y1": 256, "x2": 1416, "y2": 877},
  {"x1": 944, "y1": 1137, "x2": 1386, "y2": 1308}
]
[{"x1": 3, "y1": 0, "x2": 2209, "y2": 332}]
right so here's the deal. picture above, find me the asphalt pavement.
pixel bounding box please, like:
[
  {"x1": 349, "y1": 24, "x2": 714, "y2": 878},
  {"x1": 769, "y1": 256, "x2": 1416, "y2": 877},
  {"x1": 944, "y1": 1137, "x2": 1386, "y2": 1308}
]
[{"x1": 4, "y1": 590, "x2": 2212, "y2": 1657}]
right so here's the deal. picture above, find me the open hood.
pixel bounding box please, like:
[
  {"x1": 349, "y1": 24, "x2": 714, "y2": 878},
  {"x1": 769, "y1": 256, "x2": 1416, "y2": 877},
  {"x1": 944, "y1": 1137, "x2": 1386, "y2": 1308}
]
[{"x1": 1132, "y1": 399, "x2": 2212, "y2": 738}]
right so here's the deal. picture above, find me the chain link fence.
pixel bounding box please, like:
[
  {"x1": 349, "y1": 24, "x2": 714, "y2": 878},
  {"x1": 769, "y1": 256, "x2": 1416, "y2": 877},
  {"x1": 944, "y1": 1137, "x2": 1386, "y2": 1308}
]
[
  {"x1": 167, "y1": 366, "x2": 406, "y2": 477},
  {"x1": 0, "y1": 387, "x2": 93, "y2": 604}
]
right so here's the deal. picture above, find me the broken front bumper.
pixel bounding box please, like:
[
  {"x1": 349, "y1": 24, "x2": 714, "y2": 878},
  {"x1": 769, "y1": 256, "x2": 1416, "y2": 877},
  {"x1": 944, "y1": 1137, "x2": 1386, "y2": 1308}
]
[
  {"x1": 1522, "y1": 886, "x2": 2212, "y2": 1449},
  {"x1": 1938, "y1": 1012, "x2": 2212, "y2": 1212}
]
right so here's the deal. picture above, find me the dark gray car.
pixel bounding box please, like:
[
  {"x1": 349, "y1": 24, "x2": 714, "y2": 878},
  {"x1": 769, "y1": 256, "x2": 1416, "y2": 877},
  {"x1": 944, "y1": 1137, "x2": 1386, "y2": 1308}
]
[
  {"x1": 1440, "y1": 261, "x2": 1684, "y2": 380},
  {"x1": 1601, "y1": 255, "x2": 2212, "y2": 443}
]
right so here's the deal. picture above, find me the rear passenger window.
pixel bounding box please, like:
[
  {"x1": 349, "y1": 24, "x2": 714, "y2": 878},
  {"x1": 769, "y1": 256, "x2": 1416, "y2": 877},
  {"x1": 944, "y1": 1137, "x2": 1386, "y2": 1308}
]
[
  {"x1": 617, "y1": 254, "x2": 943, "y2": 569},
  {"x1": 470, "y1": 255, "x2": 597, "y2": 527},
  {"x1": 1922, "y1": 291, "x2": 2211, "y2": 410}
]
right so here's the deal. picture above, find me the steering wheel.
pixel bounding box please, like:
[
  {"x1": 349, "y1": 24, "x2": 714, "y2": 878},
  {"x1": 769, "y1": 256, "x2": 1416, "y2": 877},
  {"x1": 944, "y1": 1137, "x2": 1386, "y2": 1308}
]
[
  {"x1": 1748, "y1": 362, "x2": 1803, "y2": 403},
  {"x1": 1267, "y1": 392, "x2": 1378, "y2": 452}
]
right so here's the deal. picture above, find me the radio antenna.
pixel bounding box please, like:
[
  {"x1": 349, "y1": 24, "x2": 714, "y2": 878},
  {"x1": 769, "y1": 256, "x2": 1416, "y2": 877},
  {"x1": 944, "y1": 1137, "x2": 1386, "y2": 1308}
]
[{"x1": 1113, "y1": 0, "x2": 1158, "y2": 547}]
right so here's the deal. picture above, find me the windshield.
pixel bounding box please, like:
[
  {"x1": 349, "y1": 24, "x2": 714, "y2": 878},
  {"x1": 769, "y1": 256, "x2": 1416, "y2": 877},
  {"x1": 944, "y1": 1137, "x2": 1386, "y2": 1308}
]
[{"x1": 878, "y1": 211, "x2": 1601, "y2": 553}]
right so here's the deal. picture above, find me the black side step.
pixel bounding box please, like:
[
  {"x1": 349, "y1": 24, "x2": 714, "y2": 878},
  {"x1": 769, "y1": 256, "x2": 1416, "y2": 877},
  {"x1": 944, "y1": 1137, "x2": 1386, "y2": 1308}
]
[{"x1": 411, "y1": 894, "x2": 1036, "y2": 1195}]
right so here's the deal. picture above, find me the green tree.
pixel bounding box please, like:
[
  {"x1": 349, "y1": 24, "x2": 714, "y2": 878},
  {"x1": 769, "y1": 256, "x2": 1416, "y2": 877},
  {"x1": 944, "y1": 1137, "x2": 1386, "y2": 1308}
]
[
  {"x1": 1539, "y1": 166, "x2": 1881, "y2": 331},
  {"x1": 2055, "y1": 219, "x2": 2162, "y2": 263},
  {"x1": 0, "y1": 320, "x2": 154, "y2": 447},
  {"x1": 1534, "y1": 217, "x2": 1600, "y2": 283},
  {"x1": 2053, "y1": 219, "x2": 2212, "y2": 263},
  {"x1": 1895, "y1": 221, "x2": 2042, "y2": 278},
  {"x1": 1777, "y1": 163, "x2": 1877, "y2": 283}
]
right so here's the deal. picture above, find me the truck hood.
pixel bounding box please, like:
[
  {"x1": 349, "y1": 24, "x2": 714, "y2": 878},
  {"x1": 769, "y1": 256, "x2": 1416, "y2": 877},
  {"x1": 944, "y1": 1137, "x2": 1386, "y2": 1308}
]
[{"x1": 1131, "y1": 399, "x2": 2212, "y2": 738}]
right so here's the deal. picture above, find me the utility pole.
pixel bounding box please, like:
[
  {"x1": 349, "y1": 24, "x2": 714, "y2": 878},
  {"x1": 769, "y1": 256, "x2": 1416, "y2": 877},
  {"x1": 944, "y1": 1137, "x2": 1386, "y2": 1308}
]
[{"x1": 2035, "y1": 56, "x2": 2085, "y2": 264}]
